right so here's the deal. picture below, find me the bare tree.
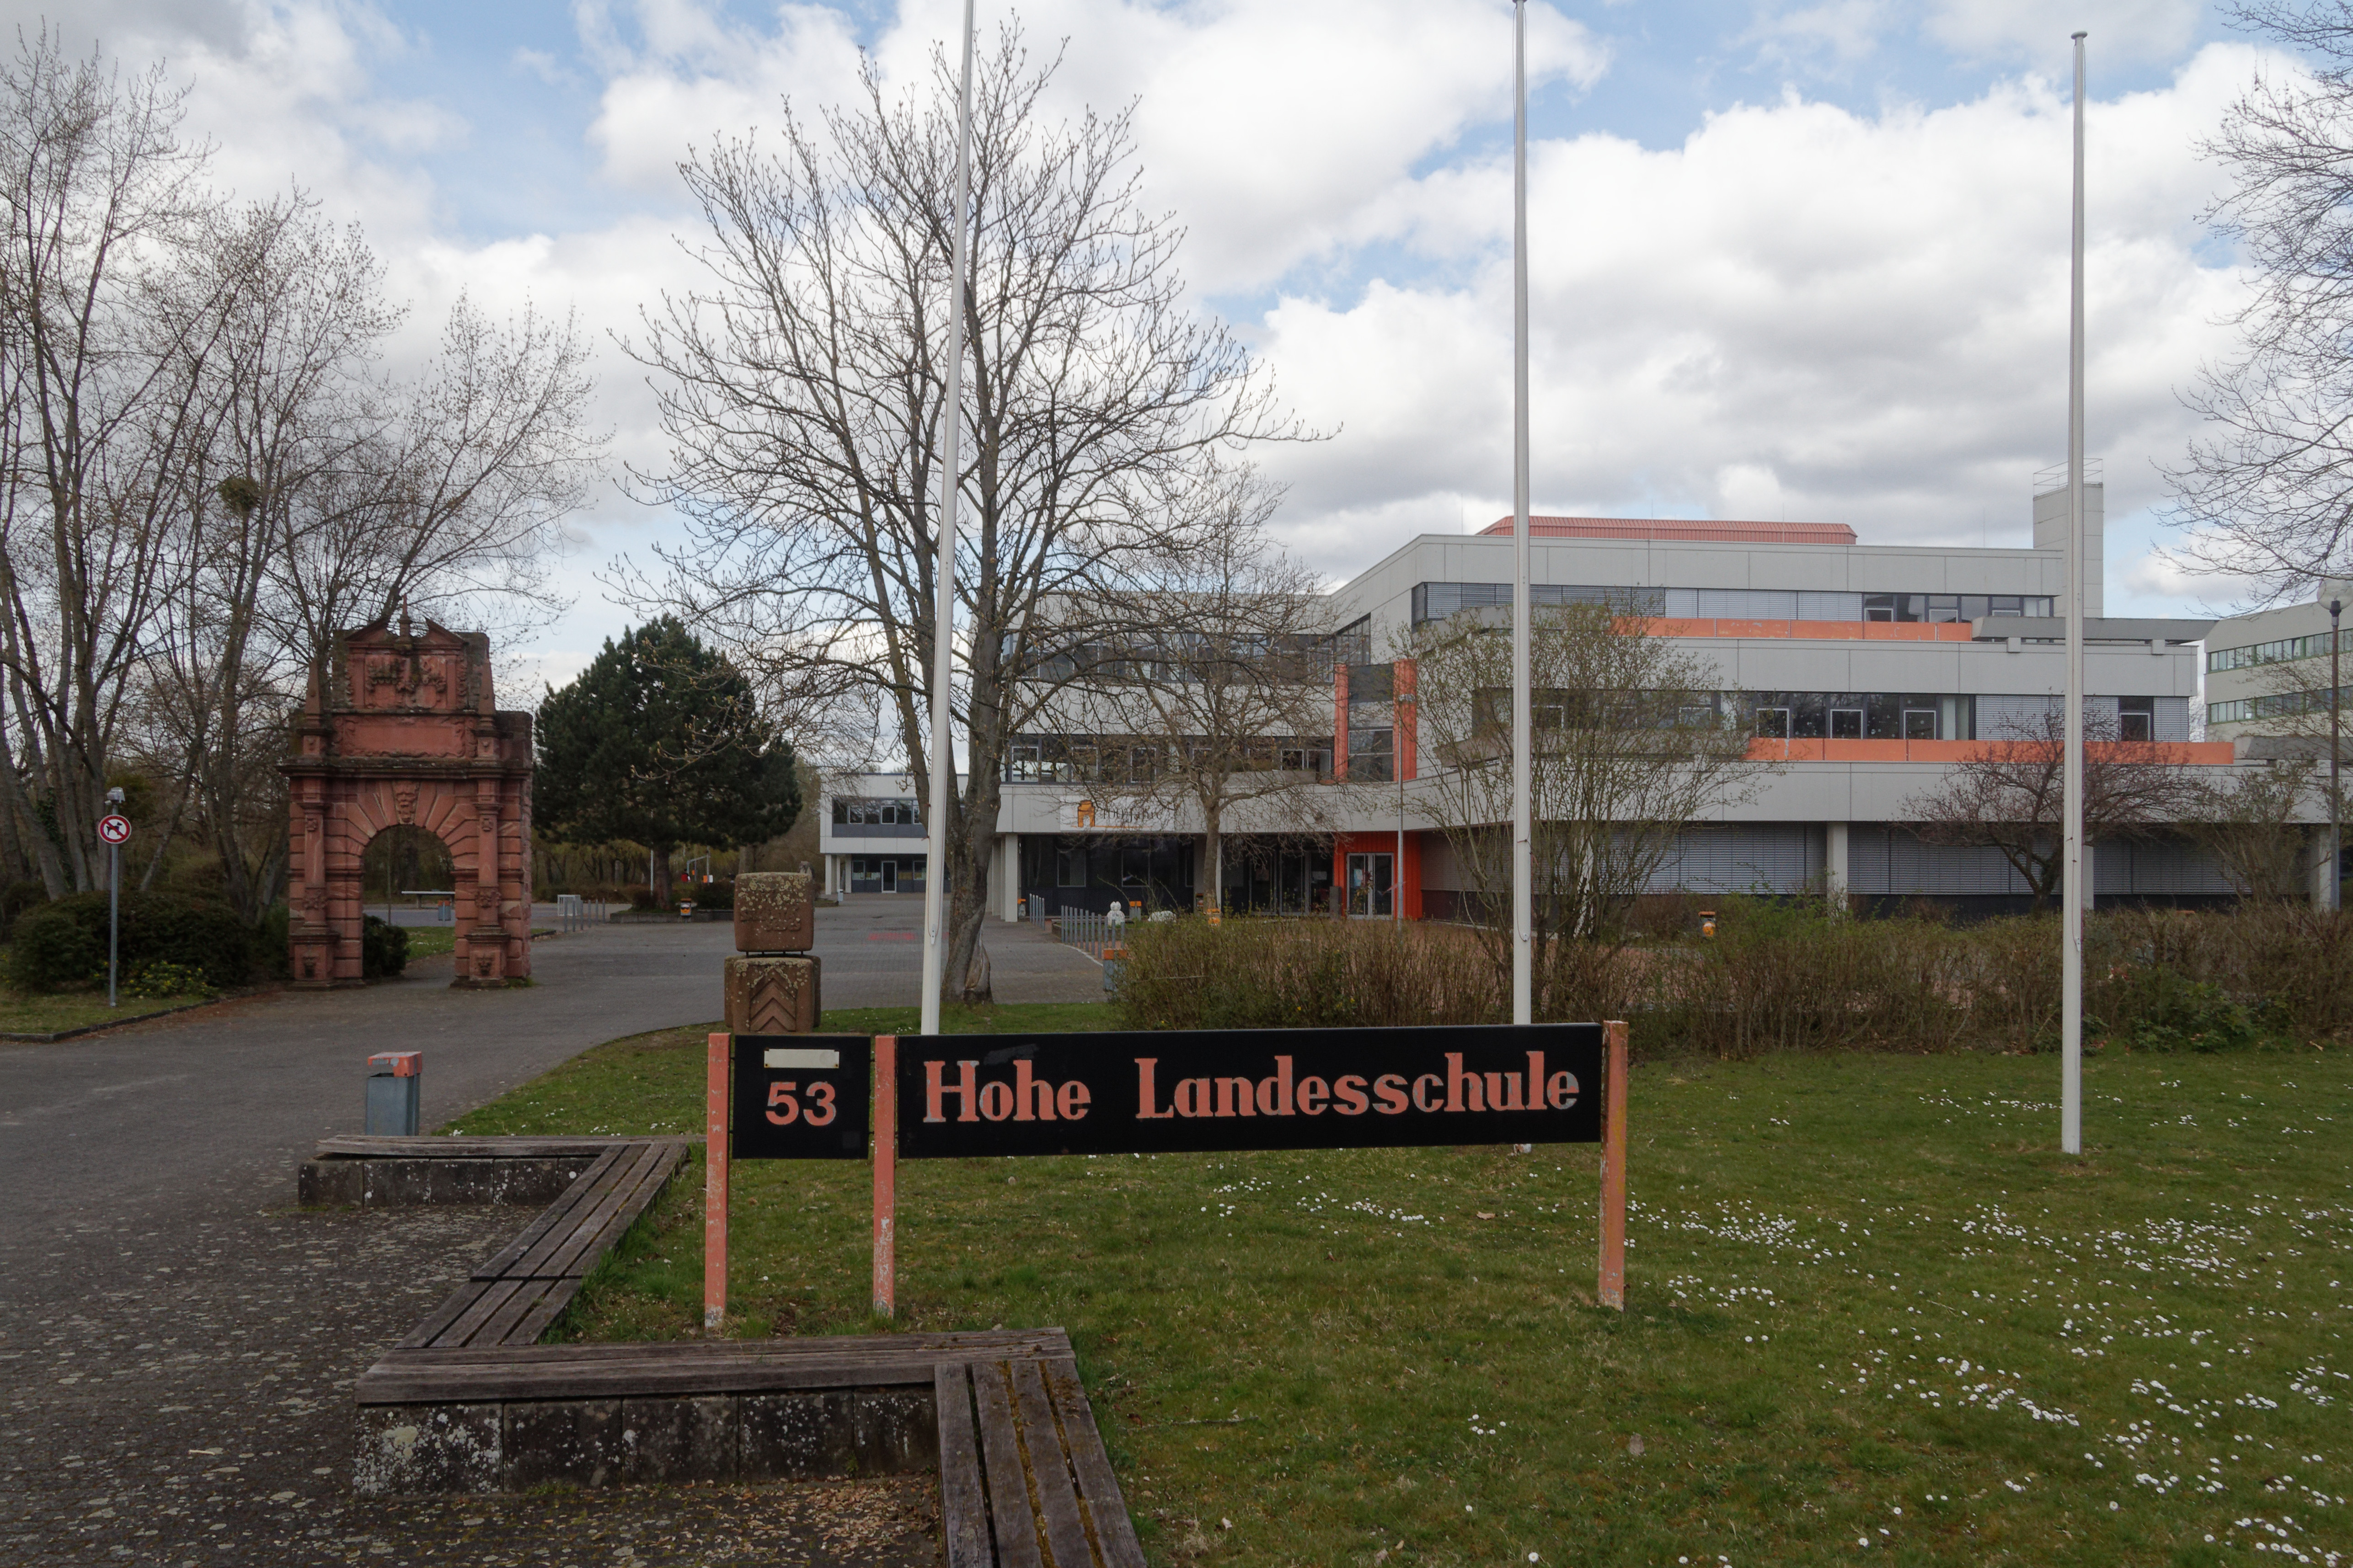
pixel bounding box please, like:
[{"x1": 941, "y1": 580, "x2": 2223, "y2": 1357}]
[
  {"x1": 128, "y1": 197, "x2": 395, "y2": 916},
  {"x1": 0, "y1": 33, "x2": 217, "y2": 895},
  {"x1": 620, "y1": 22, "x2": 1305, "y2": 1002},
  {"x1": 262, "y1": 294, "x2": 600, "y2": 681},
  {"x1": 2182, "y1": 756, "x2": 2321, "y2": 899},
  {"x1": 1408, "y1": 600, "x2": 1759, "y2": 1017},
  {"x1": 1065, "y1": 468, "x2": 1341, "y2": 906},
  {"x1": 1905, "y1": 706, "x2": 2195, "y2": 911},
  {"x1": 2167, "y1": 2, "x2": 2353, "y2": 597}
]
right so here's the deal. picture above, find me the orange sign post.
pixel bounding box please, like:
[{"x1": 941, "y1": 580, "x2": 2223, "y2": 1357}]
[
  {"x1": 704, "y1": 1030, "x2": 729, "y2": 1330},
  {"x1": 1598, "y1": 1019, "x2": 1628, "y2": 1309},
  {"x1": 872, "y1": 1035, "x2": 898, "y2": 1319}
]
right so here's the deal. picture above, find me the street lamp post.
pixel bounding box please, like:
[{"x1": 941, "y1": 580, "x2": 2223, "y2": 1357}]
[
  {"x1": 2061, "y1": 31, "x2": 2089, "y2": 1158},
  {"x1": 920, "y1": 0, "x2": 979, "y2": 1037},
  {"x1": 2332, "y1": 595, "x2": 2343, "y2": 912},
  {"x1": 1509, "y1": 0, "x2": 1533, "y2": 1026}
]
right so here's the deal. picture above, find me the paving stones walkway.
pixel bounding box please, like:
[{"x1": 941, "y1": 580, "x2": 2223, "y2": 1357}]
[{"x1": 0, "y1": 917, "x2": 953, "y2": 1567}]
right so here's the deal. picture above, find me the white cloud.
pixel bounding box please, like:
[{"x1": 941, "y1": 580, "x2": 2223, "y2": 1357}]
[
  {"x1": 1255, "y1": 44, "x2": 2267, "y2": 608},
  {"x1": 6, "y1": 0, "x2": 2288, "y2": 645},
  {"x1": 1924, "y1": 0, "x2": 2203, "y2": 68},
  {"x1": 582, "y1": 0, "x2": 1606, "y2": 295}
]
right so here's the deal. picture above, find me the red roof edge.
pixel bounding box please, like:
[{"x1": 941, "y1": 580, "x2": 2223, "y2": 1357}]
[{"x1": 1479, "y1": 515, "x2": 1858, "y2": 546}]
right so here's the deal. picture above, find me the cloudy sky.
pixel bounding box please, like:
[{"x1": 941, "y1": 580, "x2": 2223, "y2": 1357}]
[{"x1": 29, "y1": 0, "x2": 2290, "y2": 690}]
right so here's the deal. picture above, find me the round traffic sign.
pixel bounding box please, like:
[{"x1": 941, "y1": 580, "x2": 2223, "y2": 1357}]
[{"x1": 97, "y1": 814, "x2": 131, "y2": 845}]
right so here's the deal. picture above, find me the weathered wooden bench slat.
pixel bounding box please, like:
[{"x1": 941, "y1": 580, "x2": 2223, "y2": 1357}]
[
  {"x1": 364, "y1": 1327, "x2": 1071, "y2": 1371},
  {"x1": 1043, "y1": 1356, "x2": 1148, "y2": 1568},
  {"x1": 535, "y1": 1143, "x2": 679, "y2": 1279},
  {"x1": 935, "y1": 1363, "x2": 993, "y2": 1568},
  {"x1": 317, "y1": 1135, "x2": 687, "y2": 1159},
  {"x1": 503, "y1": 1274, "x2": 593, "y2": 1347},
  {"x1": 397, "y1": 1280, "x2": 499, "y2": 1351},
  {"x1": 471, "y1": 1274, "x2": 578, "y2": 1348},
  {"x1": 469, "y1": 1147, "x2": 623, "y2": 1279},
  {"x1": 438, "y1": 1276, "x2": 545, "y2": 1349},
  {"x1": 1012, "y1": 1357, "x2": 1096, "y2": 1568},
  {"x1": 506, "y1": 1144, "x2": 645, "y2": 1279},
  {"x1": 362, "y1": 1352, "x2": 1015, "y2": 1405},
  {"x1": 971, "y1": 1361, "x2": 1045, "y2": 1568}
]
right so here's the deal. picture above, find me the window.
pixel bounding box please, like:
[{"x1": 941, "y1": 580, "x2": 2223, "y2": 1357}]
[
  {"x1": 1056, "y1": 845, "x2": 1089, "y2": 888},
  {"x1": 2209, "y1": 631, "x2": 2338, "y2": 672},
  {"x1": 1830, "y1": 708, "x2": 1863, "y2": 739},
  {"x1": 2118, "y1": 711, "x2": 2152, "y2": 741},
  {"x1": 1753, "y1": 707, "x2": 1791, "y2": 740},
  {"x1": 1864, "y1": 594, "x2": 1896, "y2": 622},
  {"x1": 1903, "y1": 709, "x2": 1937, "y2": 740}
]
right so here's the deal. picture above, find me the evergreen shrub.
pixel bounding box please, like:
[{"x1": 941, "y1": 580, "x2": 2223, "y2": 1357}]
[{"x1": 6, "y1": 891, "x2": 252, "y2": 992}]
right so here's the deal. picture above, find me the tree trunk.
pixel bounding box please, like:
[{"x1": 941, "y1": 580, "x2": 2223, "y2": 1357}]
[
  {"x1": 948, "y1": 827, "x2": 994, "y2": 1005},
  {"x1": 651, "y1": 843, "x2": 674, "y2": 902}
]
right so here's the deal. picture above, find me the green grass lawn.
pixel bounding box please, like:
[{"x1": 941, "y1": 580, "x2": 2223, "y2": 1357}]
[
  {"x1": 0, "y1": 989, "x2": 215, "y2": 1036},
  {"x1": 446, "y1": 1013, "x2": 2352, "y2": 1567},
  {"x1": 401, "y1": 925, "x2": 457, "y2": 960}
]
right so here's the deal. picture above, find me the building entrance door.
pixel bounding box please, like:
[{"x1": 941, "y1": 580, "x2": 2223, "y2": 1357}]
[
  {"x1": 881, "y1": 860, "x2": 898, "y2": 894},
  {"x1": 1346, "y1": 853, "x2": 1393, "y2": 918}
]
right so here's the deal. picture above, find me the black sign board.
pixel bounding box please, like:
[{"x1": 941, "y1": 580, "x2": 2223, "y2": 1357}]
[
  {"x1": 730, "y1": 1034, "x2": 871, "y2": 1159},
  {"x1": 893, "y1": 1024, "x2": 1604, "y2": 1159}
]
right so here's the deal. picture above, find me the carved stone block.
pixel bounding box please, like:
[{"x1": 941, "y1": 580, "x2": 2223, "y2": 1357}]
[
  {"x1": 733, "y1": 872, "x2": 814, "y2": 953},
  {"x1": 723, "y1": 955, "x2": 821, "y2": 1035}
]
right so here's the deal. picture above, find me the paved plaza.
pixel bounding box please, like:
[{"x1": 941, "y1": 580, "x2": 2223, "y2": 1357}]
[{"x1": 0, "y1": 901, "x2": 1100, "y2": 1565}]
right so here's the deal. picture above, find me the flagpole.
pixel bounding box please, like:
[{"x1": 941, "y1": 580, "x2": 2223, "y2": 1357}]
[
  {"x1": 1510, "y1": 0, "x2": 1533, "y2": 1027},
  {"x1": 2062, "y1": 30, "x2": 2088, "y2": 1157},
  {"x1": 921, "y1": 0, "x2": 978, "y2": 1038}
]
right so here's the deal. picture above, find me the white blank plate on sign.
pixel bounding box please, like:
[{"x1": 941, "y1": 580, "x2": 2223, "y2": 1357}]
[{"x1": 763, "y1": 1048, "x2": 840, "y2": 1070}]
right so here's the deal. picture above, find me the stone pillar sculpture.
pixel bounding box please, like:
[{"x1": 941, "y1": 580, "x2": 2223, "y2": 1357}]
[{"x1": 724, "y1": 873, "x2": 820, "y2": 1032}]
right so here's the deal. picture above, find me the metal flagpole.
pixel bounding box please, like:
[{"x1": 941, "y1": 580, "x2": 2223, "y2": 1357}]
[
  {"x1": 1510, "y1": 0, "x2": 1534, "y2": 1027},
  {"x1": 2062, "y1": 30, "x2": 2088, "y2": 1157},
  {"x1": 921, "y1": 0, "x2": 979, "y2": 1039}
]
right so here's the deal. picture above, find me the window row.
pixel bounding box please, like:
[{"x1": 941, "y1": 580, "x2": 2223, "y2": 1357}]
[
  {"x1": 2207, "y1": 688, "x2": 2347, "y2": 725},
  {"x1": 2208, "y1": 631, "x2": 2339, "y2": 672},
  {"x1": 832, "y1": 797, "x2": 920, "y2": 826},
  {"x1": 1462, "y1": 691, "x2": 2185, "y2": 743},
  {"x1": 1410, "y1": 582, "x2": 2056, "y2": 625},
  {"x1": 1004, "y1": 734, "x2": 1335, "y2": 783}
]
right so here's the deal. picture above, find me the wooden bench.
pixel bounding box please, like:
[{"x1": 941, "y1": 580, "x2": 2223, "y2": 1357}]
[
  {"x1": 299, "y1": 1134, "x2": 686, "y2": 1209},
  {"x1": 398, "y1": 1139, "x2": 686, "y2": 1351},
  {"x1": 335, "y1": 1139, "x2": 1146, "y2": 1563}
]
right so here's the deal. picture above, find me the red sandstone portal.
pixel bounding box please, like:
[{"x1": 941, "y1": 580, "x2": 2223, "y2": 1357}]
[{"x1": 279, "y1": 617, "x2": 534, "y2": 989}]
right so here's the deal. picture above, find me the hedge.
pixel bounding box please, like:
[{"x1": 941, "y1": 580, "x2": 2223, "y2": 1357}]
[{"x1": 8, "y1": 891, "x2": 254, "y2": 993}]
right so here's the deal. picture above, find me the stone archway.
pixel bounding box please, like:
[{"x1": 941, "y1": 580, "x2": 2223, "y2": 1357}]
[{"x1": 280, "y1": 615, "x2": 534, "y2": 989}]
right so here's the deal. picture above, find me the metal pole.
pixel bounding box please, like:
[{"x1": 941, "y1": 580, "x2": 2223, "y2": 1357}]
[
  {"x1": 2061, "y1": 31, "x2": 2089, "y2": 1157},
  {"x1": 2331, "y1": 596, "x2": 2342, "y2": 912},
  {"x1": 1396, "y1": 769, "x2": 1405, "y2": 924},
  {"x1": 921, "y1": 0, "x2": 979, "y2": 1038},
  {"x1": 108, "y1": 841, "x2": 119, "y2": 1008},
  {"x1": 1510, "y1": 0, "x2": 1534, "y2": 1026}
]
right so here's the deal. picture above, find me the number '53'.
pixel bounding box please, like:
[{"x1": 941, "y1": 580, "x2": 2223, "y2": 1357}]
[{"x1": 765, "y1": 1081, "x2": 837, "y2": 1126}]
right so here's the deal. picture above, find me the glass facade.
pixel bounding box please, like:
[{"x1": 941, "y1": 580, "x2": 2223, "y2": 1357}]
[
  {"x1": 1409, "y1": 582, "x2": 2055, "y2": 625},
  {"x1": 2209, "y1": 632, "x2": 2338, "y2": 672}
]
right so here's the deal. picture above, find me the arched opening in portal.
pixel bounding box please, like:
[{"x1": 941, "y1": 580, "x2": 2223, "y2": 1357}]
[{"x1": 361, "y1": 823, "x2": 458, "y2": 923}]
